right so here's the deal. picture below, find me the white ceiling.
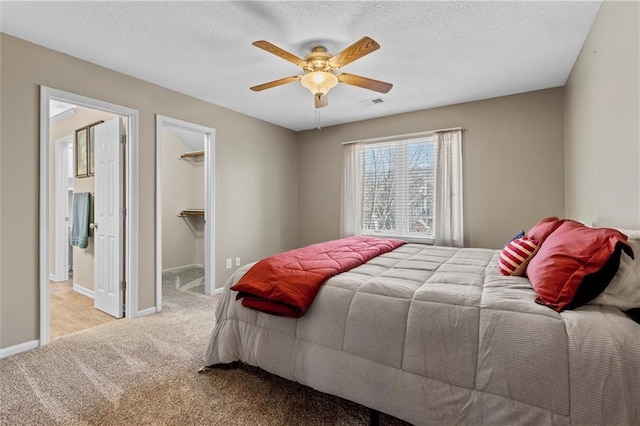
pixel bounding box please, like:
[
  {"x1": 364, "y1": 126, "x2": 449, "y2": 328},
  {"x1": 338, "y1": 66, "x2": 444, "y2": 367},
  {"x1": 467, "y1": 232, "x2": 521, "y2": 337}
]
[{"x1": 1, "y1": 1, "x2": 601, "y2": 132}]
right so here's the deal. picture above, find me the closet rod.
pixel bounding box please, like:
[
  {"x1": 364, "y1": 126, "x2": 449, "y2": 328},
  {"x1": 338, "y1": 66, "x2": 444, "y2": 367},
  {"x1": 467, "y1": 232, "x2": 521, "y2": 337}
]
[
  {"x1": 177, "y1": 209, "x2": 205, "y2": 217},
  {"x1": 180, "y1": 150, "x2": 205, "y2": 159}
]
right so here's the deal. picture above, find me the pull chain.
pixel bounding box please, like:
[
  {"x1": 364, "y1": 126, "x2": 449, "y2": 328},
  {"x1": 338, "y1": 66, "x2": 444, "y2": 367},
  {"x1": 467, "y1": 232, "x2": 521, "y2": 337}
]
[{"x1": 314, "y1": 108, "x2": 322, "y2": 130}]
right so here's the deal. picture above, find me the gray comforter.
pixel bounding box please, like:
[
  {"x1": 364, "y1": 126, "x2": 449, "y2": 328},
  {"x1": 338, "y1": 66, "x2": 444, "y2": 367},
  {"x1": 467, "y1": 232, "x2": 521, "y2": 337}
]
[{"x1": 205, "y1": 244, "x2": 640, "y2": 425}]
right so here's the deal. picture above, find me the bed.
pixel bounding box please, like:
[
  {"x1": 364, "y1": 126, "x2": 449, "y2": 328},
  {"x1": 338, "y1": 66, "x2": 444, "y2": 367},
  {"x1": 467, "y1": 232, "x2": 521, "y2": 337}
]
[{"x1": 204, "y1": 231, "x2": 640, "y2": 425}]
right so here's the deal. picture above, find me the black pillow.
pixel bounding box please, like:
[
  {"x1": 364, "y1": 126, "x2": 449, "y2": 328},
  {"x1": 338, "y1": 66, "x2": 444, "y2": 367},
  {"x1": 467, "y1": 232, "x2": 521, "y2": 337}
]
[
  {"x1": 625, "y1": 308, "x2": 640, "y2": 324},
  {"x1": 565, "y1": 242, "x2": 629, "y2": 310}
]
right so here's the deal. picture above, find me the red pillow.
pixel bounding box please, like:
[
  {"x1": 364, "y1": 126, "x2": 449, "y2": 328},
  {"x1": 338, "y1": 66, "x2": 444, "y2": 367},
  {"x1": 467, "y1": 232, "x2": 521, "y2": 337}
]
[
  {"x1": 526, "y1": 220, "x2": 632, "y2": 312},
  {"x1": 498, "y1": 236, "x2": 540, "y2": 276},
  {"x1": 527, "y1": 216, "x2": 564, "y2": 244}
]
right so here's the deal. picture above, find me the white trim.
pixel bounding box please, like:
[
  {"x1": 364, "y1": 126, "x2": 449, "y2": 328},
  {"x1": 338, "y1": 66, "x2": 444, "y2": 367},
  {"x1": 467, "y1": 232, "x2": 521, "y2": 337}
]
[
  {"x1": 342, "y1": 127, "x2": 464, "y2": 145},
  {"x1": 155, "y1": 116, "x2": 162, "y2": 312},
  {"x1": 50, "y1": 106, "x2": 76, "y2": 124},
  {"x1": 362, "y1": 233, "x2": 435, "y2": 245},
  {"x1": 214, "y1": 287, "x2": 224, "y2": 295},
  {"x1": 0, "y1": 340, "x2": 40, "y2": 359},
  {"x1": 39, "y1": 90, "x2": 51, "y2": 346},
  {"x1": 136, "y1": 306, "x2": 157, "y2": 318},
  {"x1": 155, "y1": 115, "x2": 216, "y2": 315},
  {"x1": 126, "y1": 112, "x2": 140, "y2": 320},
  {"x1": 161, "y1": 264, "x2": 204, "y2": 273},
  {"x1": 204, "y1": 128, "x2": 216, "y2": 296},
  {"x1": 73, "y1": 283, "x2": 95, "y2": 299},
  {"x1": 39, "y1": 86, "x2": 140, "y2": 347}
]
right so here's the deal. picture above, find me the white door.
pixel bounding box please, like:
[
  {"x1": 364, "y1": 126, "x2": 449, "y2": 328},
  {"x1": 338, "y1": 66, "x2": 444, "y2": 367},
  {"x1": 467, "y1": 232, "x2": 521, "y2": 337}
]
[{"x1": 94, "y1": 118, "x2": 124, "y2": 318}]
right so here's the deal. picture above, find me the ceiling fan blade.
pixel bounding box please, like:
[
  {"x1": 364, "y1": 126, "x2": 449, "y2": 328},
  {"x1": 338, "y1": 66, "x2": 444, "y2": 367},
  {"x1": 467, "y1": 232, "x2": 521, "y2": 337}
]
[
  {"x1": 252, "y1": 40, "x2": 307, "y2": 68},
  {"x1": 250, "y1": 75, "x2": 301, "y2": 92},
  {"x1": 328, "y1": 36, "x2": 380, "y2": 69},
  {"x1": 338, "y1": 73, "x2": 393, "y2": 93},
  {"x1": 314, "y1": 93, "x2": 328, "y2": 108}
]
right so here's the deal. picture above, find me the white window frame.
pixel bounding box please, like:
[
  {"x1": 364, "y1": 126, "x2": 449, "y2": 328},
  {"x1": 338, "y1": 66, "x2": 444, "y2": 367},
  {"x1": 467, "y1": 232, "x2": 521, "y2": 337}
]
[{"x1": 359, "y1": 137, "x2": 435, "y2": 243}]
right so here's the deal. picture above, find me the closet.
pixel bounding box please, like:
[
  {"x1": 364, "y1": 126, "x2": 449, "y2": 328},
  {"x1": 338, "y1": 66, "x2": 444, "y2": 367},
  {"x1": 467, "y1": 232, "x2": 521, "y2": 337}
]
[
  {"x1": 161, "y1": 128, "x2": 206, "y2": 294},
  {"x1": 177, "y1": 150, "x2": 205, "y2": 218}
]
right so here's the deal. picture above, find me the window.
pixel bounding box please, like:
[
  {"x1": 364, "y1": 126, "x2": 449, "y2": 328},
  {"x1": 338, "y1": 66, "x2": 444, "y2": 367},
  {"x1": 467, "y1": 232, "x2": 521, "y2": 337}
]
[
  {"x1": 360, "y1": 137, "x2": 435, "y2": 240},
  {"x1": 342, "y1": 129, "x2": 463, "y2": 246}
]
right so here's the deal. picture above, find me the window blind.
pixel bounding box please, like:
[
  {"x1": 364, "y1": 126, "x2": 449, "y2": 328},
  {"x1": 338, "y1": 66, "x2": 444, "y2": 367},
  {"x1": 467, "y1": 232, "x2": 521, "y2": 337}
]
[{"x1": 359, "y1": 137, "x2": 434, "y2": 239}]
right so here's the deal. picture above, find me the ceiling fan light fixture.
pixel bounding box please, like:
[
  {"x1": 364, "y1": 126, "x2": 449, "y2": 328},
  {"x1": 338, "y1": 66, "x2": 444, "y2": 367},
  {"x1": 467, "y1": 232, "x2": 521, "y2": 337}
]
[
  {"x1": 250, "y1": 37, "x2": 392, "y2": 109},
  {"x1": 300, "y1": 71, "x2": 338, "y2": 96}
]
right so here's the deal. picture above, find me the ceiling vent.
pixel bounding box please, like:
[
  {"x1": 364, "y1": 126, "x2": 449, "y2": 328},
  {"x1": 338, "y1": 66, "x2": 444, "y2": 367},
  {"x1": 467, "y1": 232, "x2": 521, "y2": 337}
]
[{"x1": 360, "y1": 97, "x2": 386, "y2": 106}]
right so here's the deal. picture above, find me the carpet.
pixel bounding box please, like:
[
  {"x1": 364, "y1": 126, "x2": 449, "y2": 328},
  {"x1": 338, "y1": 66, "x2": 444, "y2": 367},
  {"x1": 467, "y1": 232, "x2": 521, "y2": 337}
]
[
  {"x1": 162, "y1": 266, "x2": 205, "y2": 296},
  {"x1": 0, "y1": 276, "x2": 409, "y2": 425}
]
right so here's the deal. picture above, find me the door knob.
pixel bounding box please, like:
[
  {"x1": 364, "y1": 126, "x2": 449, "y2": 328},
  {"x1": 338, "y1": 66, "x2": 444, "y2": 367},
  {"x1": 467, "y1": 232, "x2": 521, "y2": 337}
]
[{"x1": 90, "y1": 222, "x2": 98, "y2": 229}]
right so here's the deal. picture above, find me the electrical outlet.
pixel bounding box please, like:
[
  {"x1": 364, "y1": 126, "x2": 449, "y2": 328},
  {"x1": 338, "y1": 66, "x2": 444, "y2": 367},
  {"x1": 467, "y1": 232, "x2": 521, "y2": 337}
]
[
  {"x1": 235, "y1": 257, "x2": 241, "y2": 266},
  {"x1": 226, "y1": 258, "x2": 232, "y2": 269}
]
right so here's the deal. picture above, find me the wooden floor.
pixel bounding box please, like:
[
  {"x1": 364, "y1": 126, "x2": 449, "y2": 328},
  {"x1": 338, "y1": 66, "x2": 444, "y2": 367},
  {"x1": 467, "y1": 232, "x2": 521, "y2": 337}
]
[{"x1": 50, "y1": 279, "x2": 118, "y2": 339}]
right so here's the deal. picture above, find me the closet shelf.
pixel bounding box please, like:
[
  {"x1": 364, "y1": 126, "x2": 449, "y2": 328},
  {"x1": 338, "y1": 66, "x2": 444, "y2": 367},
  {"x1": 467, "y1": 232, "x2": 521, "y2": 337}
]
[
  {"x1": 178, "y1": 209, "x2": 204, "y2": 217},
  {"x1": 180, "y1": 150, "x2": 204, "y2": 159}
]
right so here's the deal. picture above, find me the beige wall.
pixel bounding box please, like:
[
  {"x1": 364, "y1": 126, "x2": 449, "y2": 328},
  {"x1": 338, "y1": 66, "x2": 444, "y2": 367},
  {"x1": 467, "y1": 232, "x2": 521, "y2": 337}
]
[
  {"x1": 565, "y1": 0, "x2": 640, "y2": 229},
  {"x1": 49, "y1": 107, "x2": 117, "y2": 292},
  {"x1": 72, "y1": 175, "x2": 95, "y2": 291},
  {"x1": 297, "y1": 88, "x2": 565, "y2": 249},
  {"x1": 0, "y1": 34, "x2": 299, "y2": 349},
  {"x1": 161, "y1": 128, "x2": 204, "y2": 270}
]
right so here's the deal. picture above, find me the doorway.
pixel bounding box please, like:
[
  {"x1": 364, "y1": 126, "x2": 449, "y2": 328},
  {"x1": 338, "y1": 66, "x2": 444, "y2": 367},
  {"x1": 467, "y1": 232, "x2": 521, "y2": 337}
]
[
  {"x1": 155, "y1": 115, "x2": 215, "y2": 312},
  {"x1": 39, "y1": 87, "x2": 140, "y2": 346},
  {"x1": 50, "y1": 126, "x2": 119, "y2": 339}
]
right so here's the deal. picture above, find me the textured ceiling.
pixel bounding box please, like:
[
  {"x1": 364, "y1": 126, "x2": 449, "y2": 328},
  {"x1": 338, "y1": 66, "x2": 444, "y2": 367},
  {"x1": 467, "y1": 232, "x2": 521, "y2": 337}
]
[{"x1": 1, "y1": 1, "x2": 601, "y2": 131}]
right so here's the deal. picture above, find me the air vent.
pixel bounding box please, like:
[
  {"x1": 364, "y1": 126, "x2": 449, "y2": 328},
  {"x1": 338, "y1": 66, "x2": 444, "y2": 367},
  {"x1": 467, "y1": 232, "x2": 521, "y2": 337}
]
[{"x1": 359, "y1": 97, "x2": 386, "y2": 106}]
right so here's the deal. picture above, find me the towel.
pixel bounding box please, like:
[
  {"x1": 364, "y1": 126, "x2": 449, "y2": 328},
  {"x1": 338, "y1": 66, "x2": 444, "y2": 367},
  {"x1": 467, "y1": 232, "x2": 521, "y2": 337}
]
[{"x1": 71, "y1": 192, "x2": 92, "y2": 249}]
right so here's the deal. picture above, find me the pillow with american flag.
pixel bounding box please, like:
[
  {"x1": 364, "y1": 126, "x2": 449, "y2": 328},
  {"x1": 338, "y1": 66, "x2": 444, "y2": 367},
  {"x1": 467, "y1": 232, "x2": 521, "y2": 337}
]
[{"x1": 498, "y1": 236, "x2": 540, "y2": 276}]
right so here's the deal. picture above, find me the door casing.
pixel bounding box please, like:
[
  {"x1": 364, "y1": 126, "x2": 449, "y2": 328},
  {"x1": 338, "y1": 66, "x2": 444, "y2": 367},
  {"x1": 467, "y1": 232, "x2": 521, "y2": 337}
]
[{"x1": 39, "y1": 86, "x2": 139, "y2": 346}]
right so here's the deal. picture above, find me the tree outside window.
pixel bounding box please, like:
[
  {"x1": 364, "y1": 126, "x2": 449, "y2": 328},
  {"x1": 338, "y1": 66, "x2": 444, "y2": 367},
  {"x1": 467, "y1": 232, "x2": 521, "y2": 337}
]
[{"x1": 360, "y1": 138, "x2": 434, "y2": 239}]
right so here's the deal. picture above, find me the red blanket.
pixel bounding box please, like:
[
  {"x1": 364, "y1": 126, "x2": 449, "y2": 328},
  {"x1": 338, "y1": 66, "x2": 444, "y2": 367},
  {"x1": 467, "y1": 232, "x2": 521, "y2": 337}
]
[{"x1": 231, "y1": 236, "x2": 406, "y2": 317}]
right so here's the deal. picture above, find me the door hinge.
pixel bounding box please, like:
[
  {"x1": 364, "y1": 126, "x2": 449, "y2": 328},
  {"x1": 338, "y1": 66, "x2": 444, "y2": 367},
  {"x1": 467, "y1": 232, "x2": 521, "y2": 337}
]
[
  {"x1": 121, "y1": 281, "x2": 126, "y2": 315},
  {"x1": 120, "y1": 135, "x2": 127, "y2": 144},
  {"x1": 120, "y1": 207, "x2": 127, "y2": 218}
]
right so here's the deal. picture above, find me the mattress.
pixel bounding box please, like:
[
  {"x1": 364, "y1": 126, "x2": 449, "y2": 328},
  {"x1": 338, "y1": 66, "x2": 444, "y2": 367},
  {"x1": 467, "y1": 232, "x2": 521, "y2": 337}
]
[{"x1": 205, "y1": 244, "x2": 640, "y2": 425}]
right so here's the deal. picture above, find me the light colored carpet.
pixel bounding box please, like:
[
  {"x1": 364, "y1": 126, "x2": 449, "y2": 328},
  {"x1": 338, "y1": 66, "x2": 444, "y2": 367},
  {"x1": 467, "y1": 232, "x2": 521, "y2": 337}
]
[
  {"x1": 0, "y1": 275, "x2": 408, "y2": 425},
  {"x1": 162, "y1": 266, "x2": 205, "y2": 296}
]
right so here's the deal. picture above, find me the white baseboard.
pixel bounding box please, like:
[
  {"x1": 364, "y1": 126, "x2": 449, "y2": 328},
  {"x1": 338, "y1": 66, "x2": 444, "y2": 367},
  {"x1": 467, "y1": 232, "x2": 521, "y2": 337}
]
[
  {"x1": 49, "y1": 273, "x2": 67, "y2": 282},
  {"x1": 214, "y1": 287, "x2": 224, "y2": 295},
  {"x1": 73, "y1": 283, "x2": 95, "y2": 299},
  {"x1": 162, "y1": 264, "x2": 203, "y2": 273},
  {"x1": 137, "y1": 306, "x2": 157, "y2": 318},
  {"x1": 0, "y1": 339, "x2": 39, "y2": 359}
]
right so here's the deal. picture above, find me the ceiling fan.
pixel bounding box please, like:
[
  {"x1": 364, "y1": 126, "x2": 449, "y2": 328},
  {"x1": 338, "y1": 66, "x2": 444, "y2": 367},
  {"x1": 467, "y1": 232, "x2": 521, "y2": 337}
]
[{"x1": 250, "y1": 36, "x2": 393, "y2": 109}]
